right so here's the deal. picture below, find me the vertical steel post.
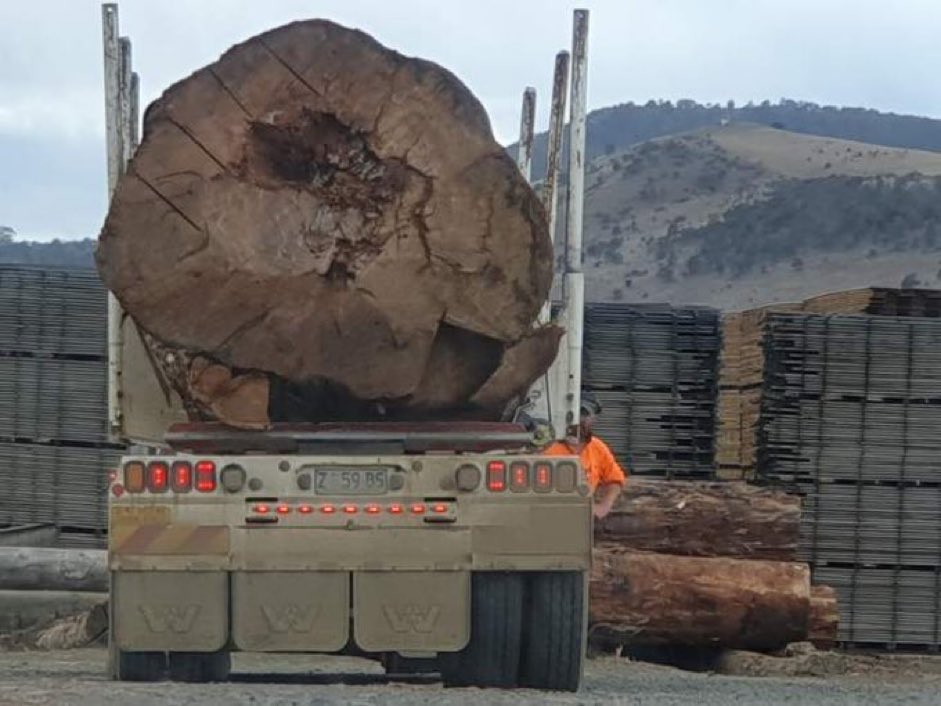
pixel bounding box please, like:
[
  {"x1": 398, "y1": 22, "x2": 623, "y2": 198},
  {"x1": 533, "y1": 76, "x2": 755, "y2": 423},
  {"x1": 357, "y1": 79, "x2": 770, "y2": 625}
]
[
  {"x1": 102, "y1": 4, "x2": 122, "y2": 195},
  {"x1": 102, "y1": 3, "x2": 133, "y2": 439},
  {"x1": 516, "y1": 87, "x2": 536, "y2": 182},
  {"x1": 543, "y1": 51, "x2": 570, "y2": 252},
  {"x1": 542, "y1": 51, "x2": 571, "y2": 438},
  {"x1": 118, "y1": 37, "x2": 134, "y2": 165},
  {"x1": 562, "y1": 8, "x2": 589, "y2": 433}
]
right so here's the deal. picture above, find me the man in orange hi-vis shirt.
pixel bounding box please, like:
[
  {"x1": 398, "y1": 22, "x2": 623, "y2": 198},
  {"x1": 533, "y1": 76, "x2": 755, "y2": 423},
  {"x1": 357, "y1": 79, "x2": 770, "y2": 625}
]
[{"x1": 544, "y1": 394, "x2": 627, "y2": 519}]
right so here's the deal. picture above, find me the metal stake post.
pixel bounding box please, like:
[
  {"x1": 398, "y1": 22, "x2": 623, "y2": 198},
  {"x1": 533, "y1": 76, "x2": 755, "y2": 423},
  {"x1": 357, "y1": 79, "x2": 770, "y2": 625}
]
[
  {"x1": 516, "y1": 87, "x2": 536, "y2": 182},
  {"x1": 561, "y1": 9, "x2": 589, "y2": 434},
  {"x1": 101, "y1": 3, "x2": 135, "y2": 439}
]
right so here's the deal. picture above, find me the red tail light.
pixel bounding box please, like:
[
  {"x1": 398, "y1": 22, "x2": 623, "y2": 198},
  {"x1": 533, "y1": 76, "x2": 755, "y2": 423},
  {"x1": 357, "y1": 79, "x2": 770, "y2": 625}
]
[
  {"x1": 487, "y1": 460, "x2": 507, "y2": 492},
  {"x1": 510, "y1": 461, "x2": 529, "y2": 491},
  {"x1": 171, "y1": 461, "x2": 193, "y2": 493},
  {"x1": 410, "y1": 503, "x2": 426, "y2": 514},
  {"x1": 195, "y1": 461, "x2": 216, "y2": 492},
  {"x1": 389, "y1": 504, "x2": 404, "y2": 514},
  {"x1": 276, "y1": 505, "x2": 291, "y2": 514},
  {"x1": 123, "y1": 461, "x2": 145, "y2": 493},
  {"x1": 146, "y1": 461, "x2": 169, "y2": 493},
  {"x1": 298, "y1": 504, "x2": 313, "y2": 514},
  {"x1": 253, "y1": 504, "x2": 270, "y2": 514},
  {"x1": 534, "y1": 462, "x2": 553, "y2": 492},
  {"x1": 432, "y1": 503, "x2": 448, "y2": 514},
  {"x1": 343, "y1": 504, "x2": 358, "y2": 514},
  {"x1": 321, "y1": 504, "x2": 336, "y2": 514},
  {"x1": 365, "y1": 504, "x2": 381, "y2": 514}
]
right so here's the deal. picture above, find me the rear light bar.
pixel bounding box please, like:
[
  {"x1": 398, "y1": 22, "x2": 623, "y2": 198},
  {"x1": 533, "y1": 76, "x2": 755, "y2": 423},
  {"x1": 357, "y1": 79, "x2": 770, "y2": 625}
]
[
  {"x1": 120, "y1": 459, "x2": 219, "y2": 494},
  {"x1": 246, "y1": 502, "x2": 449, "y2": 516}
]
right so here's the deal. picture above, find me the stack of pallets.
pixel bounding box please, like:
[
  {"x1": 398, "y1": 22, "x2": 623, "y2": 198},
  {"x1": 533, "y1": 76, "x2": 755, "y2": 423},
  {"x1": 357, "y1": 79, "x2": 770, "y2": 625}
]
[
  {"x1": 0, "y1": 265, "x2": 121, "y2": 540},
  {"x1": 719, "y1": 288, "x2": 941, "y2": 648},
  {"x1": 582, "y1": 303, "x2": 720, "y2": 479}
]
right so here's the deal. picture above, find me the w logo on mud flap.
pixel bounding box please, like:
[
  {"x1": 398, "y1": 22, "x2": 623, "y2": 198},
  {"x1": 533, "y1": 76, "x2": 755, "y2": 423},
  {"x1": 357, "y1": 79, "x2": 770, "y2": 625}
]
[
  {"x1": 139, "y1": 605, "x2": 200, "y2": 634},
  {"x1": 382, "y1": 605, "x2": 440, "y2": 633},
  {"x1": 262, "y1": 604, "x2": 319, "y2": 633}
]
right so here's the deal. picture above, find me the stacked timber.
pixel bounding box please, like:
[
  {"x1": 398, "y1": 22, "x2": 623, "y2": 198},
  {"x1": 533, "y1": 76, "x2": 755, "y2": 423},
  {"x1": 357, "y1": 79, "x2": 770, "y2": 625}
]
[
  {"x1": 0, "y1": 266, "x2": 120, "y2": 541},
  {"x1": 589, "y1": 480, "x2": 839, "y2": 651},
  {"x1": 97, "y1": 20, "x2": 558, "y2": 428},
  {"x1": 582, "y1": 304, "x2": 720, "y2": 479},
  {"x1": 717, "y1": 287, "x2": 941, "y2": 649}
]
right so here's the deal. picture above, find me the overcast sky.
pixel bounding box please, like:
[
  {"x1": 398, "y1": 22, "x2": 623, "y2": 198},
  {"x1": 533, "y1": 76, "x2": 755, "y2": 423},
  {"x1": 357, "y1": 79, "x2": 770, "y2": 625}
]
[{"x1": 3, "y1": 0, "x2": 941, "y2": 241}]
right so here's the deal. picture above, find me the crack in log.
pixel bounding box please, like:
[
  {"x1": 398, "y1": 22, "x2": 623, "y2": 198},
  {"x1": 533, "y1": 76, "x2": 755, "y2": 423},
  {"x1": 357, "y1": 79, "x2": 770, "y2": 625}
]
[
  {"x1": 133, "y1": 172, "x2": 204, "y2": 235},
  {"x1": 215, "y1": 307, "x2": 272, "y2": 352},
  {"x1": 207, "y1": 67, "x2": 253, "y2": 118},
  {"x1": 258, "y1": 38, "x2": 325, "y2": 99},
  {"x1": 166, "y1": 117, "x2": 229, "y2": 174}
]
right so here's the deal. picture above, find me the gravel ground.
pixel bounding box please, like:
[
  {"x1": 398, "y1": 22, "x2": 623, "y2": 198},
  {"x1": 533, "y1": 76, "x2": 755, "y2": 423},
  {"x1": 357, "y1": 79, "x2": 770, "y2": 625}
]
[{"x1": 0, "y1": 649, "x2": 940, "y2": 706}]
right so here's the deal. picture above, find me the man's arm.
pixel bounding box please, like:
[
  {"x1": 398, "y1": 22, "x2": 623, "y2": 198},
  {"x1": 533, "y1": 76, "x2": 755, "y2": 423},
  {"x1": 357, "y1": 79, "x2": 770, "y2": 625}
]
[
  {"x1": 593, "y1": 482, "x2": 621, "y2": 519},
  {"x1": 592, "y1": 438, "x2": 627, "y2": 519}
]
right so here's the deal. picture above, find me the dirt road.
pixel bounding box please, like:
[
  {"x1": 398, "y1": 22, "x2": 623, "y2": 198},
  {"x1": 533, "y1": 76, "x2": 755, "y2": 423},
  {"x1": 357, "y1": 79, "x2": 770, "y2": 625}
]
[{"x1": 0, "y1": 649, "x2": 939, "y2": 706}]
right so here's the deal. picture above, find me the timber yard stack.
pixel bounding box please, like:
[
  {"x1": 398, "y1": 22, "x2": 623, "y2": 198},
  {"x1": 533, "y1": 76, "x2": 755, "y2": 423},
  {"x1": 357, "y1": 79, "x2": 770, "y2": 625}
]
[
  {"x1": 0, "y1": 265, "x2": 120, "y2": 545},
  {"x1": 583, "y1": 303, "x2": 719, "y2": 479},
  {"x1": 718, "y1": 287, "x2": 941, "y2": 649}
]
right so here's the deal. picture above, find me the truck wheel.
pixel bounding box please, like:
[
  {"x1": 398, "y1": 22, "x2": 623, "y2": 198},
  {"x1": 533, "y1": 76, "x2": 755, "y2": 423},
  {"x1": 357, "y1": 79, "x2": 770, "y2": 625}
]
[
  {"x1": 168, "y1": 651, "x2": 231, "y2": 683},
  {"x1": 439, "y1": 571, "x2": 523, "y2": 688},
  {"x1": 116, "y1": 651, "x2": 166, "y2": 681},
  {"x1": 520, "y1": 571, "x2": 585, "y2": 691}
]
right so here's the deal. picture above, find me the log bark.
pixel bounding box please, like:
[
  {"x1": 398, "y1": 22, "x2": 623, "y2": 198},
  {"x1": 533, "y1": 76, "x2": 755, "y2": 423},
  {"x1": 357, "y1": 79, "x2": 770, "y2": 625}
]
[
  {"x1": 590, "y1": 545, "x2": 810, "y2": 651},
  {"x1": 0, "y1": 548, "x2": 107, "y2": 593},
  {"x1": 595, "y1": 480, "x2": 801, "y2": 561},
  {"x1": 808, "y1": 584, "x2": 839, "y2": 650},
  {"x1": 98, "y1": 19, "x2": 555, "y2": 427}
]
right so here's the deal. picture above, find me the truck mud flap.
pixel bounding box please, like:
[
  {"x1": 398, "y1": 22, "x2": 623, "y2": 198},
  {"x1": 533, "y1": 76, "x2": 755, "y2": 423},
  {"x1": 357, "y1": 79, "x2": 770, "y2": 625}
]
[
  {"x1": 353, "y1": 571, "x2": 469, "y2": 652},
  {"x1": 232, "y1": 571, "x2": 349, "y2": 652},
  {"x1": 112, "y1": 571, "x2": 227, "y2": 652}
]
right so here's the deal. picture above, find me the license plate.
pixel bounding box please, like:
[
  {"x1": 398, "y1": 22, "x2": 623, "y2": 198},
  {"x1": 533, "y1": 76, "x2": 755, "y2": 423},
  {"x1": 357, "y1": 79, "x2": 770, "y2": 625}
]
[{"x1": 314, "y1": 467, "x2": 389, "y2": 495}]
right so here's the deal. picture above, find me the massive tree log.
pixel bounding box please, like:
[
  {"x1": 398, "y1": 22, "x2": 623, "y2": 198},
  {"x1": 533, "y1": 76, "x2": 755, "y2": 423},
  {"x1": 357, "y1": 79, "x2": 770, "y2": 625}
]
[
  {"x1": 590, "y1": 545, "x2": 811, "y2": 651},
  {"x1": 98, "y1": 20, "x2": 556, "y2": 427},
  {"x1": 595, "y1": 480, "x2": 801, "y2": 561}
]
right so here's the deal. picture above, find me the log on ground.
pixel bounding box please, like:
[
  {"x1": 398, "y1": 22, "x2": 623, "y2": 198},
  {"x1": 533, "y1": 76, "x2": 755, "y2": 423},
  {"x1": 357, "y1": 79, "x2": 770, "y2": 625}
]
[
  {"x1": 808, "y1": 584, "x2": 839, "y2": 650},
  {"x1": 98, "y1": 19, "x2": 555, "y2": 427},
  {"x1": 594, "y1": 480, "x2": 801, "y2": 561},
  {"x1": 0, "y1": 548, "x2": 108, "y2": 593},
  {"x1": 590, "y1": 546, "x2": 810, "y2": 651}
]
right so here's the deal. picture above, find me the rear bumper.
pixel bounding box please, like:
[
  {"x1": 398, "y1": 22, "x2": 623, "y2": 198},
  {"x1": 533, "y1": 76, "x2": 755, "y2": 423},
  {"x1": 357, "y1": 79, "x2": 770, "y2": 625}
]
[{"x1": 110, "y1": 500, "x2": 590, "y2": 653}]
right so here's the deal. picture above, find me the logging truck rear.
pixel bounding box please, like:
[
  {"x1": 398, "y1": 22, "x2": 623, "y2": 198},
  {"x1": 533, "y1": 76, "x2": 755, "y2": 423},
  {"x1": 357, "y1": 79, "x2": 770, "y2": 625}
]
[{"x1": 101, "y1": 4, "x2": 592, "y2": 691}]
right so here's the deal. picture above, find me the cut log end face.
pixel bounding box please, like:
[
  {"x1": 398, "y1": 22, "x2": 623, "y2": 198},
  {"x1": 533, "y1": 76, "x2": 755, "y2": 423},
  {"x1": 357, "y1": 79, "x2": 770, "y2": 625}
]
[{"x1": 98, "y1": 19, "x2": 555, "y2": 427}]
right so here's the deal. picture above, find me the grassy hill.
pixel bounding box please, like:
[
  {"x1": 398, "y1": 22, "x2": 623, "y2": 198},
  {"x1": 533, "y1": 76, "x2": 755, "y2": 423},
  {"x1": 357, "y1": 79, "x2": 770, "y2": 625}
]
[
  {"x1": 579, "y1": 123, "x2": 941, "y2": 309},
  {"x1": 513, "y1": 99, "x2": 941, "y2": 179}
]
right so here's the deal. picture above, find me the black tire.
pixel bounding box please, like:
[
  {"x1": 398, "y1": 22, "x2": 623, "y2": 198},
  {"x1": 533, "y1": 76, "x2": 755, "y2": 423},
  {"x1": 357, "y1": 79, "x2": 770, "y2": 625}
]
[
  {"x1": 168, "y1": 651, "x2": 231, "y2": 683},
  {"x1": 116, "y1": 651, "x2": 166, "y2": 681},
  {"x1": 382, "y1": 653, "x2": 439, "y2": 675},
  {"x1": 520, "y1": 571, "x2": 585, "y2": 691},
  {"x1": 439, "y1": 571, "x2": 523, "y2": 688}
]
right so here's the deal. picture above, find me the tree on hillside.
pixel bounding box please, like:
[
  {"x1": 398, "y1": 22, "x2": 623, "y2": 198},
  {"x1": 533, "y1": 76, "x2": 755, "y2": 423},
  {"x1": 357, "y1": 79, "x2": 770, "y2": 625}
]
[{"x1": 0, "y1": 226, "x2": 14, "y2": 243}]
